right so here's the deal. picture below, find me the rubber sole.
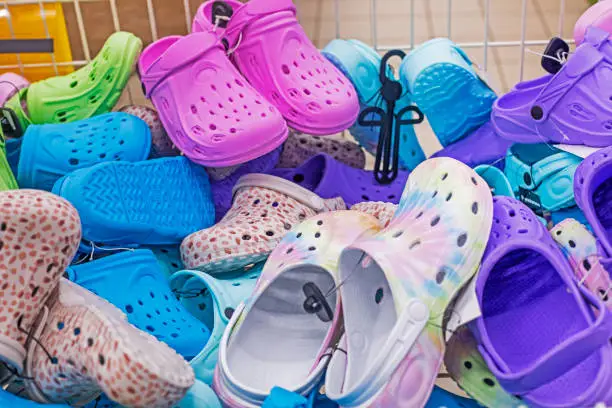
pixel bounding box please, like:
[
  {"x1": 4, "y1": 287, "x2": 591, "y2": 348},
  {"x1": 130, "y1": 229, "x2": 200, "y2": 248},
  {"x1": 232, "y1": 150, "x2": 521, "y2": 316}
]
[
  {"x1": 412, "y1": 63, "x2": 496, "y2": 147},
  {"x1": 53, "y1": 157, "x2": 215, "y2": 246}
]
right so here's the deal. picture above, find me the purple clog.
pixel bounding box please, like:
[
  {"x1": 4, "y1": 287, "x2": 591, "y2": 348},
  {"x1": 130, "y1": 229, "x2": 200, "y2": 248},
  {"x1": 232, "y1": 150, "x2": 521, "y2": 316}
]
[
  {"x1": 471, "y1": 196, "x2": 612, "y2": 407},
  {"x1": 492, "y1": 27, "x2": 612, "y2": 147},
  {"x1": 431, "y1": 121, "x2": 512, "y2": 169},
  {"x1": 270, "y1": 153, "x2": 408, "y2": 206}
]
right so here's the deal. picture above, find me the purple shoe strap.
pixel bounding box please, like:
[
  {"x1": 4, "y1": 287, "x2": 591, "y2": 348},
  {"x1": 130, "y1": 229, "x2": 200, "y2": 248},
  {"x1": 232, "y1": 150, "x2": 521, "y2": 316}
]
[
  {"x1": 475, "y1": 197, "x2": 612, "y2": 397},
  {"x1": 223, "y1": 0, "x2": 296, "y2": 47},
  {"x1": 479, "y1": 283, "x2": 612, "y2": 394},
  {"x1": 271, "y1": 154, "x2": 341, "y2": 197}
]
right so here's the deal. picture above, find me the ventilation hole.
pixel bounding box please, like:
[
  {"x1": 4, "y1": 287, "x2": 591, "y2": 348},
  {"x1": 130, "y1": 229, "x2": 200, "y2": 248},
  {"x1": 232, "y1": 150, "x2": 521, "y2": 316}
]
[
  {"x1": 70, "y1": 81, "x2": 78, "y2": 88},
  {"x1": 286, "y1": 248, "x2": 294, "y2": 254},
  {"x1": 599, "y1": 289, "x2": 609, "y2": 302},
  {"x1": 431, "y1": 216, "x2": 440, "y2": 226},
  {"x1": 51, "y1": 357, "x2": 58, "y2": 365},
  {"x1": 326, "y1": 100, "x2": 332, "y2": 105},
  {"x1": 284, "y1": 223, "x2": 292, "y2": 230},
  {"x1": 432, "y1": 191, "x2": 438, "y2": 198},
  {"x1": 409, "y1": 239, "x2": 421, "y2": 249},
  {"x1": 242, "y1": 234, "x2": 251, "y2": 240},
  {"x1": 125, "y1": 305, "x2": 133, "y2": 313},
  {"x1": 457, "y1": 233, "x2": 468, "y2": 247},
  {"x1": 98, "y1": 355, "x2": 105, "y2": 365},
  {"x1": 265, "y1": 231, "x2": 274, "y2": 237},
  {"x1": 471, "y1": 177, "x2": 478, "y2": 185},
  {"x1": 446, "y1": 192, "x2": 452, "y2": 201},
  {"x1": 416, "y1": 211, "x2": 424, "y2": 219},
  {"x1": 509, "y1": 210, "x2": 516, "y2": 217},
  {"x1": 464, "y1": 361, "x2": 473, "y2": 369},
  {"x1": 362, "y1": 195, "x2": 369, "y2": 200},
  {"x1": 57, "y1": 322, "x2": 65, "y2": 330},
  {"x1": 210, "y1": 124, "x2": 217, "y2": 131},
  {"x1": 483, "y1": 378, "x2": 495, "y2": 387},
  {"x1": 583, "y1": 259, "x2": 591, "y2": 271},
  {"x1": 375, "y1": 288, "x2": 384, "y2": 304},
  {"x1": 230, "y1": 128, "x2": 237, "y2": 134},
  {"x1": 150, "y1": 291, "x2": 155, "y2": 299},
  {"x1": 293, "y1": 174, "x2": 305, "y2": 183},
  {"x1": 69, "y1": 158, "x2": 79, "y2": 166},
  {"x1": 99, "y1": 153, "x2": 106, "y2": 159},
  {"x1": 224, "y1": 307, "x2": 235, "y2": 319},
  {"x1": 436, "y1": 267, "x2": 447, "y2": 284},
  {"x1": 74, "y1": 328, "x2": 81, "y2": 336},
  {"x1": 471, "y1": 202, "x2": 478, "y2": 214},
  {"x1": 388, "y1": 194, "x2": 396, "y2": 200},
  {"x1": 518, "y1": 228, "x2": 529, "y2": 234},
  {"x1": 307, "y1": 246, "x2": 316, "y2": 251},
  {"x1": 282, "y1": 64, "x2": 290, "y2": 74},
  {"x1": 211, "y1": 84, "x2": 217, "y2": 91},
  {"x1": 146, "y1": 325, "x2": 155, "y2": 332},
  {"x1": 569, "y1": 240, "x2": 576, "y2": 248},
  {"x1": 393, "y1": 231, "x2": 403, "y2": 238},
  {"x1": 304, "y1": 89, "x2": 311, "y2": 95}
]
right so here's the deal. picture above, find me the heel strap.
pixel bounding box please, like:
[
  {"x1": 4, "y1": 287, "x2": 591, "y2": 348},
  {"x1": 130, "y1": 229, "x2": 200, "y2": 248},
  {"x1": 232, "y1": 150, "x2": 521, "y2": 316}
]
[{"x1": 224, "y1": 0, "x2": 296, "y2": 48}]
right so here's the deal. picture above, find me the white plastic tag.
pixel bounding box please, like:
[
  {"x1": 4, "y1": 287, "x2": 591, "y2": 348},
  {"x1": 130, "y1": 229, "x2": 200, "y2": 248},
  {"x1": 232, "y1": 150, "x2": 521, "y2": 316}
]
[
  {"x1": 444, "y1": 275, "x2": 481, "y2": 342},
  {"x1": 553, "y1": 144, "x2": 602, "y2": 159}
]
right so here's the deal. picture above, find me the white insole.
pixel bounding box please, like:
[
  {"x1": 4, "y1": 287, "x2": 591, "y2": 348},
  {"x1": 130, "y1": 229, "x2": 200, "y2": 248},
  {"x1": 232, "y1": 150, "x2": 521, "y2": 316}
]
[{"x1": 226, "y1": 266, "x2": 336, "y2": 392}]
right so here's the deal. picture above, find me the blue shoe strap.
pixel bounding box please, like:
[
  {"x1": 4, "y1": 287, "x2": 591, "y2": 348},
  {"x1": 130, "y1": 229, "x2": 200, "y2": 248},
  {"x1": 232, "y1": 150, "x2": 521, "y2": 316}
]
[
  {"x1": 262, "y1": 387, "x2": 308, "y2": 408},
  {"x1": 505, "y1": 147, "x2": 581, "y2": 211},
  {"x1": 506, "y1": 146, "x2": 581, "y2": 190},
  {"x1": 170, "y1": 264, "x2": 262, "y2": 384},
  {"x1": 474, "y1": 165, "x2": 515, "y2": 198}
]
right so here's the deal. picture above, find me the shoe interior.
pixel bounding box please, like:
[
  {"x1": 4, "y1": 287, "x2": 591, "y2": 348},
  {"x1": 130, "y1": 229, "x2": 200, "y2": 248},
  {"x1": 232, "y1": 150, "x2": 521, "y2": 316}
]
[
  {"x1": 226, "y1": 266, "x2": 336, "y2": 392},
  {"x1": 482, "y1": 249, "x2": 600, "y2": 403},
  {"x1": 336, "y1": 249, "x2": 397, "y2": 392}
]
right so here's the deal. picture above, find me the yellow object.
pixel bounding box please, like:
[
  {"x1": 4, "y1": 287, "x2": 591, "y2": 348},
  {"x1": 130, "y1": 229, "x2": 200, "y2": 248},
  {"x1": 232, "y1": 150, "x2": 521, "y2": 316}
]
[{"x1": 0, "y1": 3, "x2": 73, "y2": 82}]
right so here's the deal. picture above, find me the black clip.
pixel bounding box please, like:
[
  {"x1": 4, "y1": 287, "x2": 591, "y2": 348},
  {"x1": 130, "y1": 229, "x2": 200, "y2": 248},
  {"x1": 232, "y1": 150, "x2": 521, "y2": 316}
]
[
  {"x1": 0, "y1": 108, "x2": 22, "y2": 140},
  {"x1": 357, "y1": 50, "x2": 423, "y2": 185},
  {"x1": 541, "y1": 37, "x2": 569, "y2": 74},
  {"x1": 302, "y1": 282, "x2": 333, "y2": 323},
  {"x1": 212, "y1": 1, "x2": 234, "y2": 29}
]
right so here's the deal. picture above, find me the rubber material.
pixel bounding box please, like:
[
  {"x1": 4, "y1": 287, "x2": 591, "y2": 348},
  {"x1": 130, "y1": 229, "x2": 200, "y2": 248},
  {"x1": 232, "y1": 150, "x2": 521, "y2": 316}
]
[
  {"x1": 504, "y1": 143, "x2": 581, "y2": 212},
  {"x1": 278, "y1": 131, "x2": 366, "y2": 170},
  {"x1": 492, "y1": 27, "x2": 612, "y2": 147},
  {"x1": 270, "y1": 153, "x2": 408, "y2": 207},
  {"x1": 193, "y1": 0, "x2": 360, "y2": 136},
  {"x1": 170, "y1": 263, "x2": 262, "y2": 385},
  {"x1": 139, "y1": 33, "x2": 288, "y2": 167},
  {"x1": 0, "y1": 389, "x2": 67, "y2": 407},
  {"x1": 431, "y1": 121, "x2": 511, "y2": 170},
  {"x1": 17, "y1": 112, "x2": 151, "y2": 191},
  {"x1": 574, "y1": 0, "x2": 612, "y2": 46},
  {"x1": 472, "y1": 196, "x2": 612, "y2": 407},
  {"x1": 214, "y1": 211, "x2": 381, "y2": 407},
  {"x1": 322, "y1": 39, "x2": 425, "y2": 171},
  {"x1": 0, "y1": 72, "x2": 29, "y2": 107},
  {"x1": 66, "y1": 249, "x2": 211, "y2": 359},
  {"x1": 0, "y1": 132, "x2": 18, "y2": 191},
  {"x1": 53, "y1": 157, "x2": 215, "y2": 248},
  {"x1": 325, "y1": 157, "x2": 493, "y2": 407},
  {"x1": 181, "y1": 173, "x2": 346, "y2": 274},
  {"x1": 474, "y1": 164, "x2": 515, "y2": 198},
  {"x1": 400, "y1": 38, "x2": 496, "y2": 147},
  {"x1": 551, "y1": 218, "x2": 612, "y2": 310},
  {"x1": 6, "y1": 32, "x2": 141, "y2": 130},
  {"x1": 176, "y1": 380, "x2": 222, "y2": 408},
  {"x1": 425, "y1": 386, "x2": 480, "y2": 408},
  {"x1": 0, "y1": 190, "x2": 81, "y2": 373},
  {"x1": 118, "y1": 105, "x2": 181, "y2": 158},
  {"x1": 444, "y1": 326, "x2": 524, "y2": 408}
]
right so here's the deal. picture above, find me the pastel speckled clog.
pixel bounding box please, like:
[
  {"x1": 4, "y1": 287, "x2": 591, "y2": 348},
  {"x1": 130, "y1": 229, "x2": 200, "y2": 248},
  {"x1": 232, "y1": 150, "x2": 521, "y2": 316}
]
[{"x1": 325, "y1": 157, "x2": 493, "y2": 407}]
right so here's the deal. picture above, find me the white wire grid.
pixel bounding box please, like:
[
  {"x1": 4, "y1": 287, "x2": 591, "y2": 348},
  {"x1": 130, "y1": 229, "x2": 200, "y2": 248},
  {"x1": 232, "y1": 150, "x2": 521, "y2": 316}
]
[{"x1": 1, "y1": 0, "x2": 578, "y2": 81}]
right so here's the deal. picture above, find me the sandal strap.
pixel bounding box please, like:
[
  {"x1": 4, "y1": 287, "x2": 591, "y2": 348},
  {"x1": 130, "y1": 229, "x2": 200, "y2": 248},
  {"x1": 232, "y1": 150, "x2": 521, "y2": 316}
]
[
  {"x1": 141, "y1": 33, "x2": 223, "y2": 97},
  {"x1": 223, "y1": 0, "x2": 296, "y2": 48},
  {"x1": 480, "y1": 283, "x2": 612, "y2": 395}
]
